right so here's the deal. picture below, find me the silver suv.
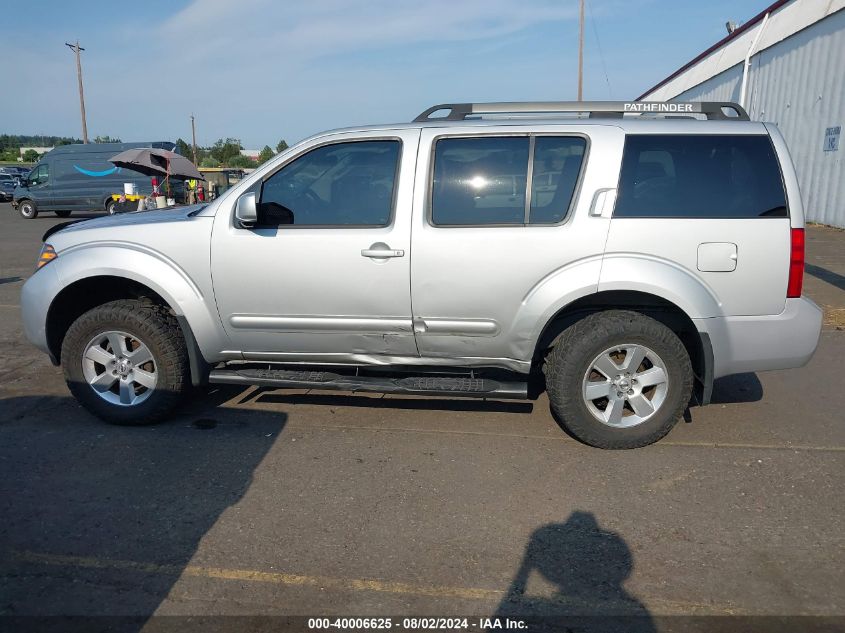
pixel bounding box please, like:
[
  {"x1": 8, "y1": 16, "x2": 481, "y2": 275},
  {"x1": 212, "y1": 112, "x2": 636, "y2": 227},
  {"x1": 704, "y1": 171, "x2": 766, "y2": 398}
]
[{"x1": 20, "y1": 101, "x2": 823, "y2": 448}]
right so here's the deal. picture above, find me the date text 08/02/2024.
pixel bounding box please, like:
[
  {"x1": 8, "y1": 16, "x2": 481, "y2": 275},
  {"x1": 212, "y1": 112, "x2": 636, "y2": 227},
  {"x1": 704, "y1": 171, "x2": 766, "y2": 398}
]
[{"x1": 307, "y1": 617, "x2": 528, "y2": 630}]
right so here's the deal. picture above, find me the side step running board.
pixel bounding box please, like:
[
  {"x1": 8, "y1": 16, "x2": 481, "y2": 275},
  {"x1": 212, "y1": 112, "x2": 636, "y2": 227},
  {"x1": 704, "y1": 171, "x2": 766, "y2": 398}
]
[{"x1": 209, "y1": 368, "x2": 528, "y2": 399}]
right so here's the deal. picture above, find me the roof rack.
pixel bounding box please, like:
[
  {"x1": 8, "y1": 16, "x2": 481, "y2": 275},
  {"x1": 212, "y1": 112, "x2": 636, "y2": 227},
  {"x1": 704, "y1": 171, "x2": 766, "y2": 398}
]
[{"x1": 413, "y1": 101, "x2": 749, "y2": 122}]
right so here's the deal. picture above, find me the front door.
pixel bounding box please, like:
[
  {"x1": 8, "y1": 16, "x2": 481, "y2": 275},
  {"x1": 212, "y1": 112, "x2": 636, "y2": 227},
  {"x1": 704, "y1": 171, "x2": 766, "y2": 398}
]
[
  {"x1": 25, "y1": 163, "x2": 54, "y2": 209},
  {"x1": 210, "y1": 129, "x2": 420, "y2": 362}
]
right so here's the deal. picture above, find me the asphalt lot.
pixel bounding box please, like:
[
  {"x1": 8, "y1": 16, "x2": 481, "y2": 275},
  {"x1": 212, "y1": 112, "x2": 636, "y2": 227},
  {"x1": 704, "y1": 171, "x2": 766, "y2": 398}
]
[{"x1": 0, "y1": 203, "x2": 843, "y2": 629}]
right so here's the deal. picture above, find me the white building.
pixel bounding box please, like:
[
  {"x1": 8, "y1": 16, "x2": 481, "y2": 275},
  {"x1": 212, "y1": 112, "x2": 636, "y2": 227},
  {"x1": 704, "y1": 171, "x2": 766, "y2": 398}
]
[
  {"x1": 239, "y1": 149, "x2": 262, "y2": 162},
  {"x1": 19, "y1": 147, "x2": 53, "y2": 159},
  {"x1": 639, "y1": 0, "x2": 845, "y2": 227}
]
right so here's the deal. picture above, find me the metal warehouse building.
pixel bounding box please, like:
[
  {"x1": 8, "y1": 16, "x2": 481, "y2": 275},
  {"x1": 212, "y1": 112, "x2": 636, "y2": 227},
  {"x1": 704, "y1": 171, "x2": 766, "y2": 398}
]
[{"x1": 639, "y1": 0, "x2": 845, "y2": 227}]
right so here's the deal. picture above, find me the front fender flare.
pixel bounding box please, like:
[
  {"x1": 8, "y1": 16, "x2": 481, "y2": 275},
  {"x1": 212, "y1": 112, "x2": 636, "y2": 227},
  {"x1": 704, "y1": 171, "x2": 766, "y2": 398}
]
[{"x1": 52, "y1": 242, "x2": 229, "y2": 365}]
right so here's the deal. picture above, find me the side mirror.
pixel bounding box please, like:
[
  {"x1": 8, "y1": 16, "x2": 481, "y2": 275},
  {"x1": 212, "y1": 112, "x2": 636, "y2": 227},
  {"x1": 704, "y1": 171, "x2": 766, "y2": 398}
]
[{"x1": 234, "y1": 192, "x2": 258, "y2": 228}]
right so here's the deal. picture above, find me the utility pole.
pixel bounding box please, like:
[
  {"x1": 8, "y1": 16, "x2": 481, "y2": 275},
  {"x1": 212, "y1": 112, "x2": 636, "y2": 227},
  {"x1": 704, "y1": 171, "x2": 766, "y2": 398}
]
[
  {"x1": 577, "y1": 0, "x2": 584, "y2": 101},
  {"x1": 65, "y1": 41, "x2": 89, "y2": 143},
  {"x1": 190, "y1": 113, "x2": 198, "y2": 164}
]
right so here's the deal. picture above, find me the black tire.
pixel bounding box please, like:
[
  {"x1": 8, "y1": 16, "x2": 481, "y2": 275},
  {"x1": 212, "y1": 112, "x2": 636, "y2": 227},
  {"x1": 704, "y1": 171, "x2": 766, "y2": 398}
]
[
  {"x1": 18, "y1": 199, "x2": 38, "y2": 219},
  {"x1": 105, "y1": 199, "x2": 117, "y2": 215},
  {"x1": 545, "y1": 310, "x2": 692, "y2": 449},
  {"x1": 55, "y1": 210, "x2": 72, "y2": 218},
  {"x1": 61, "y1": 299, "x2": 189, "y2": 425}
]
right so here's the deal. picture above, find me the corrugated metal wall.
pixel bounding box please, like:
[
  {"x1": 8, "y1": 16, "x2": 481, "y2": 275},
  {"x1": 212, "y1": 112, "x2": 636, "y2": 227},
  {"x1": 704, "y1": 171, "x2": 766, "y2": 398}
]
[{"x1": 646, "y1": 8, "x2": 845, "y2": 227}]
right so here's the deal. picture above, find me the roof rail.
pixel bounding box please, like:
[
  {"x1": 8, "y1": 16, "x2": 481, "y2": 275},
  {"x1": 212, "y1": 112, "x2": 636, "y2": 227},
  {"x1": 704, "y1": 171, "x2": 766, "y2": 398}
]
[{"x1": 413, "y1": 101, "x2": 749, "y2": 122}]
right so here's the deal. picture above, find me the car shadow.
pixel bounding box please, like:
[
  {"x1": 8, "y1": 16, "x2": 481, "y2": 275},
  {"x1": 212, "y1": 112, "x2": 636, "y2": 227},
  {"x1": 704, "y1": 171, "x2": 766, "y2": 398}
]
[
  {"x1": 40, "y1": 212, "x2": 104, "y2": 220},
  {"x1": 254, "y1": 389, "x2": 534, "y2": 413},
  {"x1": 708, "y1": 372, "x2": 763, "y2": 404},
  {"x1": 0, "y1": 276, "x2": 22, "y2": 285},
  {"x1": 0, "y1": 384, "x2": 284, "y2": 630},
  {"x1": 494, "y1": 511, "x2": 655, "y2": 632},
  {"x1": 805, "y1": 263, "x2": 845, "y2": 292}
]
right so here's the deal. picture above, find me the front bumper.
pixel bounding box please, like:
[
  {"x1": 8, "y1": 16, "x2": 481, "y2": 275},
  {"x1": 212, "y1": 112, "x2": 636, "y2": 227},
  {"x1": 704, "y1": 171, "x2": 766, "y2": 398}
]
[
  {"x1": 695, "y1": 297, "x2": 823, "y2": 379},
  {"x1": 20, "y1": 263, "x2": 62, "y2": 363}
]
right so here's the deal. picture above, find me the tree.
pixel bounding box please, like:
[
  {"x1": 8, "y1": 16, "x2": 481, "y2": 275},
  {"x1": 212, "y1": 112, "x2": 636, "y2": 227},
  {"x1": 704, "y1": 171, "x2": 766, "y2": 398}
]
[
  {"x1": 200, "y1": 157, "x2": 220, "y2": 168},
  {"x1": 175, "y1": 138, "x2": 193, "y2": 159},
  {"x1": 94, "y1": 135, "x2": 122, "y2": 143},
  {"x1": 210, "y1": 138, "x2": 242, "y2": 165},
  {"x1": 276, "y1": 139, "x2": 288, "y2": 154},
  {"x1": 227, "y1": 154, "x2": 254, "y2": 168},
  {"x1": 22, "y1": 149, "x2": 40, "y2": 163},
  {"x1": 258, "y1": 145, "x2": 274, "y2": 163}
]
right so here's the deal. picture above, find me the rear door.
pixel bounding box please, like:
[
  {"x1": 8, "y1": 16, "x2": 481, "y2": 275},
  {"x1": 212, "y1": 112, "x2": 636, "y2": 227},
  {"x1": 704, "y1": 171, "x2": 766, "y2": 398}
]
[
  {"x1": 410, "y1": 124, "x2": 624, "y2": 364},
  {"x1": 603, "y1": 131, "x2": 791, "y2": 316}
]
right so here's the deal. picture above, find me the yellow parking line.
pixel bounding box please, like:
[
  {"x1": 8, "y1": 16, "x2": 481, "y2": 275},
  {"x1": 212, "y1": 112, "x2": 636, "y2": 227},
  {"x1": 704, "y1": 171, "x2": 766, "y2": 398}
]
[
  {"x1": 10, "y1": 549, "x2": 730, "y2": 614},
  {"x1": 307, "y1": 423, "x2": 845, "y2": 453},
  {"x1": 12, "y1": 549, "x2": 500, "y2": 601}
]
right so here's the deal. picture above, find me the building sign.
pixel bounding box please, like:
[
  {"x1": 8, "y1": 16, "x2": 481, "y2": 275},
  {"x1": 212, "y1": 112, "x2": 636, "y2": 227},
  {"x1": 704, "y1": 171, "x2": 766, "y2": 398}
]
[{"x1": 824, "y1": 126, "x2": 840, "y2": 152}]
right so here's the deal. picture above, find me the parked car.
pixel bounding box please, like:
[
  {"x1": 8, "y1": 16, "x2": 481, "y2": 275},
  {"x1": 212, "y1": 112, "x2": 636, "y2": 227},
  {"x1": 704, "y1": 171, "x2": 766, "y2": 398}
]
[
  {"x1": 0, "y1": 174, "x2": 16, "y2": 201},
  {"x1": 12, "y1": 142, "x2": 184, "y2": 219},
  {"x1": 20, "y1": 101, "x2": 823, "y2": 448}
]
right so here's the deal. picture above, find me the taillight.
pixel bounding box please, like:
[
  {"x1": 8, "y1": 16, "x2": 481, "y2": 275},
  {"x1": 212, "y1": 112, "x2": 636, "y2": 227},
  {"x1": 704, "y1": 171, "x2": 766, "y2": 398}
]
[{"x1": 787, "y1": 228, "x2": 804, "y2": 298}]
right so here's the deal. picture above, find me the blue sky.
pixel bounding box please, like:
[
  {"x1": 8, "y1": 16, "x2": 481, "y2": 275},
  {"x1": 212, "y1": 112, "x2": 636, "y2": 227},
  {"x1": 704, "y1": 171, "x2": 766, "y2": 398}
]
[{"x1": 4, "y1": 0, "x2": 768, "y2": 148}]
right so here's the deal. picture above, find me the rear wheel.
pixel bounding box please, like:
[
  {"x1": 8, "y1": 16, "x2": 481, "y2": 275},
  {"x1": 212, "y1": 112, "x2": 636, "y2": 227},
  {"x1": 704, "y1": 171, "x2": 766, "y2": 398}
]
[
  {"x1": 61, "y1": 299, "x2": 189, "y2": 425},
  {"x1": 545, "y1": 310, "x2": 692, "y2": 449},
  {"x1": 18, "y1": 200, "x2": 38, "y2": 219},
  {"x1": 55, "y1": 210, "x2": 72, "y2": 218},
  {"x1": 105, "y1": 199, "x2": 117, "y2": 215}
]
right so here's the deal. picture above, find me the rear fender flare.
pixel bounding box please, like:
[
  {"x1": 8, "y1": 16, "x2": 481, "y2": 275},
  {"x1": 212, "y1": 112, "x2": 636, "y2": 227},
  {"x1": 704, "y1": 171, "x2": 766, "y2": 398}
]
[{"x1": 598, "y1": 254, "x2": 723, "y2": 319}]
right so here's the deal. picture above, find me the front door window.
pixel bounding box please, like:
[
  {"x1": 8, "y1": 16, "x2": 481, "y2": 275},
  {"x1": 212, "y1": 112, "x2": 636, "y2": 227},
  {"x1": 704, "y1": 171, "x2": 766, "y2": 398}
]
[
  {"x1": 258, "y1": 140, "x2": 400, "y2": 227},
  {"x1": 30, "y1": 164, "x2": 49, "y2": 186}
]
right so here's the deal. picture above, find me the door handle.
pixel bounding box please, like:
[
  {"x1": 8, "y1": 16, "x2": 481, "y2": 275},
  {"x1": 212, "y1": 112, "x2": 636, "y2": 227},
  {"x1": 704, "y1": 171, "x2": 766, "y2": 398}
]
[
  {"x1": 589, "y1": 188, "x2": 617, "y2": 218},
  {"x1": 361, "y1": 242, "x2": 404, "y2": 258}
]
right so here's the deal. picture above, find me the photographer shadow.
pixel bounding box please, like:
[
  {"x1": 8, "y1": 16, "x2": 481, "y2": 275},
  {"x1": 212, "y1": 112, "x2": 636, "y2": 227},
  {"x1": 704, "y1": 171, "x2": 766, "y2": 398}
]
[{"x1": 496, "y1": 512, "x2": 655, "y2": 632}]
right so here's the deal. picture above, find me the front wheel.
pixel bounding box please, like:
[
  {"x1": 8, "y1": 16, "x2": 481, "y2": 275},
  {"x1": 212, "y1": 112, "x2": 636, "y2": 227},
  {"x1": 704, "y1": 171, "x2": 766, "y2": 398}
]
[
  {"x1": 18, "y1": 200, "x2": 38, "y2": 219},
  {"x1": 545, "y1": 310, "x2": 692, "y2": 449},
  {"x1": 105, "y1": 199, "x2": 117, "y2": 215},
  {"x1": 61, "y1": 299, "x2": 189, "y2": 425}
]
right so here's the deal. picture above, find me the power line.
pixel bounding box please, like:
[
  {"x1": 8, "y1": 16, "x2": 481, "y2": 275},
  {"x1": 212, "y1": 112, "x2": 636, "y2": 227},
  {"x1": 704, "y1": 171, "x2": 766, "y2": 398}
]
[
  {"x1": 577, "y1": 0, "x2": 584, "y2": 101},
  {"x1": 586, "y1": 1, "x2": 614, "y2": 99}
]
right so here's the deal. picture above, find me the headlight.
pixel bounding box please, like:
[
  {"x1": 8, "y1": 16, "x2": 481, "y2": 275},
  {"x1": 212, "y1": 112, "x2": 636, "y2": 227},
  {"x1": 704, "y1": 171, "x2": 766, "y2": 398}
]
[{"x1": 36, "y1": 243, "x2": 57, "y2": 270}]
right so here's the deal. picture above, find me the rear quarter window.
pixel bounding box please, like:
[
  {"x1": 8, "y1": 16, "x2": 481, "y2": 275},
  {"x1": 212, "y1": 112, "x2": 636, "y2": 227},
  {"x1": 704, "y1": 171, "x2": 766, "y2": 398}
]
[{"x1": 614, "y1": 134, "x2": 788, "y2": 219}]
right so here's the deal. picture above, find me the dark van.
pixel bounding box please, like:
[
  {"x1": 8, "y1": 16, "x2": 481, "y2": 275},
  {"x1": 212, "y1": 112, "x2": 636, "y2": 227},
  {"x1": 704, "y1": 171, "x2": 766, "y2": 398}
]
[{"x1": 12, "y1": 141, "x2": 184, "y2": 219}]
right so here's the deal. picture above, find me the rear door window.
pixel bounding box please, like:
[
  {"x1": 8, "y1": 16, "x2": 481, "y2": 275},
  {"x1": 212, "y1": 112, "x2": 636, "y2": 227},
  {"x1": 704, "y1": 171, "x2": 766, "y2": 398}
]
[
  {"x1": 614, "y1": 134, "x2": 787, "y2": 218},
  {"x1": 529, "y1": 136, "x2": 586, "y2": 224},
  {"x1": 431, "y1": 135, "x2": 586, "y2": 226},
  {"x1": 431, "y1": 137, "x2": 529, "y2": 226}
]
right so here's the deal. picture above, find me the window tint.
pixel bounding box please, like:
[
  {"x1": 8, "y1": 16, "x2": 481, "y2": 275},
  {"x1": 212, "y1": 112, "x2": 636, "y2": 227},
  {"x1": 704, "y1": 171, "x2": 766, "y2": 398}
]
[
  {"x1": 259, "y1": 140, "x2": 400, "y2": 226},
  {"x1": 432, "y1": 137, "x2": 529, "y2": 225},
  {"x1": 530, "y1": 136, "x2": 586, "y2": 224},
  {"x1": 615, "y1": 135, "x2": 787, "y2": 218},
  {"x1": 30, "y1": 164, "x2": 48, "y2": 185}
]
